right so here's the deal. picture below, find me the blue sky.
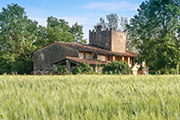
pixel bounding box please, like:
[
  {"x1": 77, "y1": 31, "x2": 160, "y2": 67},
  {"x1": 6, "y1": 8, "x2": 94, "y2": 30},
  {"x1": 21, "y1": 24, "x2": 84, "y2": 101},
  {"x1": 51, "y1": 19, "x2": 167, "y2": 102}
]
[{"x1": 0, "y1": 0, "x2": 144, "y2": 42}]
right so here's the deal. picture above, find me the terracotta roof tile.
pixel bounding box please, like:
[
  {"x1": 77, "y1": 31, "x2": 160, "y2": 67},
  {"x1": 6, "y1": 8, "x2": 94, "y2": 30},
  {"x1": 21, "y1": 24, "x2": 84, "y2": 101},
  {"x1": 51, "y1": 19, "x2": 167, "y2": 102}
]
[
  {"x1": 55, "y1": 41, "x2": 138, "y2": 57},
  {"x1": 67, "y1": 57, "x2": 111, "y2": 65},
  {"x1": 52, "y1": 56, "x2": 111, "y2": 65}
]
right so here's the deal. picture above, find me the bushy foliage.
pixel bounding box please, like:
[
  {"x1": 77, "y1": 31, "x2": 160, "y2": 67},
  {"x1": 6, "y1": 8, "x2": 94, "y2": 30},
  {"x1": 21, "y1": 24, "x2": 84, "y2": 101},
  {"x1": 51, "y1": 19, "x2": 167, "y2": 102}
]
[
  {"x1": 57, "y1": 65, "x2": 69, "y2": 74},
  {"x1": 72, "y1": 62, "x2": 93, "y2": 74},
  {"x1": 0, "y1": 4, "x2": 37, "y2": 74},
  {"x1": 162, "y1": 68, "x2": 178, "y2": 75},
  {"x1": 127, "y1": 0, "x2": 180, "y2": 70},
  {"x1": 149, "y1": 67, "x2": 180, "y2": 75},
  {"x1": 103, "y1": 61, "x2": 131, "y2": 75},
  {"x1": 0, "y1": 51, "x2": 33, "y2": 74}
]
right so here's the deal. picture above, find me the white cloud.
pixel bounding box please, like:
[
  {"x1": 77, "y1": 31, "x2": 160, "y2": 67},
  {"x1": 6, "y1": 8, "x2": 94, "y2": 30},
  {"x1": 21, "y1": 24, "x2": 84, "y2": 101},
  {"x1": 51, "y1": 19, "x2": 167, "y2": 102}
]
[{"x1": 83, "y1": 1, "x2": 138, "y2": 11}]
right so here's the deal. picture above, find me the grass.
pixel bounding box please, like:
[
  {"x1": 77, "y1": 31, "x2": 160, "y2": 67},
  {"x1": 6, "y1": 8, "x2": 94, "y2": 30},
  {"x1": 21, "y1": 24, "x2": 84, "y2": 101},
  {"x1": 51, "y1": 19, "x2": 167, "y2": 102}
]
[{"x1": 0, "y1": 75, "x2": 180, "y2": 120}]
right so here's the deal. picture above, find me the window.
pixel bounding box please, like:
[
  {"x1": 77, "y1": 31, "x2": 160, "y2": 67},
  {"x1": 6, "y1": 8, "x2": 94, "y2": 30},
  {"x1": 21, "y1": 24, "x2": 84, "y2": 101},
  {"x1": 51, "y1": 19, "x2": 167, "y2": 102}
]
[
  {"x1": 107, "y1": 55, "x2": 110, "y2": 61},
  {"x1": 84, "y1": 53, "x2": 86, "y2": 59},
  {"x1": 93, "y1": 53, "x2": 98, "y2": 59},
  {"x1": 40, "y1": 53, "x2": 44, "y2": 61}
]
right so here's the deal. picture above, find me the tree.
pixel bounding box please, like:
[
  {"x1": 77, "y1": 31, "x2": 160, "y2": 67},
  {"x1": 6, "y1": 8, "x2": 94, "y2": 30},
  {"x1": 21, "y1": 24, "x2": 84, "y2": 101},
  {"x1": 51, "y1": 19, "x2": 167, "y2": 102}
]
[
  {"x1": 118, "y1": 17, "x2": 137, "y2": 52},
  {"x1": 0, "y1": 3, "x2": 39, "y2": 74},
  {"x1": 45, "y1": 16, "x2": 86, "y2": 45},
  {"x1": 94, "y1": 14, "x2": 136, "y2": 52},
  {"x1": 119, "y1": 17, "x2": 128, "y2": 31},
  {"x1": 106, "y1": 13, "x2": 119, "y2": 30},
  {"x1": 46, "y1": 25, "x2": 74, "y2": 44},
  {"x1": 127, "y1": 0, "x2": 180, "y2": 70},
  {"x1": 71, "y1": 22, "x2": 87, "y2": 43},
  {"x1": 94, "y1": 14, "x2": 129, "y2": 31},
  {"x1": 34, "y1": 16, "x2": 87, "y2": 48},
  {"x1": 95, "y1": 17, "x2": 107, "y2": 30},
  {"x1": 33, "y1": 25, "x2": 47, "y2": 48}
]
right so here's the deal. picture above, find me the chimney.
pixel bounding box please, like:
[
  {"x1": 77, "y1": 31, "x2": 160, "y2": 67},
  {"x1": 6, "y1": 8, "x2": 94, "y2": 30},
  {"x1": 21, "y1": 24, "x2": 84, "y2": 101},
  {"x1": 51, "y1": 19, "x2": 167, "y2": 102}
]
[{"x1": 97, "y1": 25, "x2": 102, "y2": 31}]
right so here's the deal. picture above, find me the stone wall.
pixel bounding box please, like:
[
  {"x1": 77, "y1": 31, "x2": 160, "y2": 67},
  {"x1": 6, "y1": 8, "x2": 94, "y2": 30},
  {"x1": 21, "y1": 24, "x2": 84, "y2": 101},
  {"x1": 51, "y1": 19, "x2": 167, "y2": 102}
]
[
  {"x1": 86, "y1": 53, "x2": 92, "y2": 59},
  {"x1": 79, "y1": 52, "x2": 93, "y2": 59},
  {"x1": 111, "y1": 30, "x2": 126, "y2": 53},
  {"x1": 89, "y1": 25, "x2": 126, "y2": 53},
  {"x1": 89, "y1": 28, "x2": 111, "y2": 51},
  {"x1": 79, "y1": 52, "x2": 84, "y2": 59},
  {"x1": 34, "y1": 44, "x2": 78, "y2": 71},
  {"x1": 98, "y1": 55, "x2": 106, "y2": 61}
]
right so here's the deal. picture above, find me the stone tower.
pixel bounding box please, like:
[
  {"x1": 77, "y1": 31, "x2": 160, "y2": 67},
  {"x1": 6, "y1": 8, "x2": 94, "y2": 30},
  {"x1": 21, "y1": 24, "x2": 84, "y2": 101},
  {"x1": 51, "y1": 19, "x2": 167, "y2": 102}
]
[{"x1": 89, "y1": 25, "x2": 126, "y2": 53}]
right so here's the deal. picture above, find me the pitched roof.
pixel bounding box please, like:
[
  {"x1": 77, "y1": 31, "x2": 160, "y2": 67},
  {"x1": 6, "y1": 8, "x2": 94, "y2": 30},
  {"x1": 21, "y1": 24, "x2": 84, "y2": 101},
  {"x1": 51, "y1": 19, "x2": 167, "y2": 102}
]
[
  {"x1": 51, "y1": 56, "x2": 111, "y2": 65},
  {"x1": 55, "y1": 41, "x2": 138, "y2": 57},
  {"x1": 34, "y1": 41, "x2": 138, "y2": 57}
]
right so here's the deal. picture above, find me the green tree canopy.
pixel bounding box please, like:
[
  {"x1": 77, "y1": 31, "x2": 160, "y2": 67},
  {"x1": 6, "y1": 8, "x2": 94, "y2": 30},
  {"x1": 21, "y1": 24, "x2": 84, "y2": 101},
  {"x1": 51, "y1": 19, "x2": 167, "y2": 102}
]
[
  {"x1": 127, "y1": 0, "x2": 180, "y2": 70},
  {"x1": 44, "y1": 16, "x2": 86, "y2": 46},
  {"x1": 71, "y1": 22, "x2": 87, "y2": 43},
  {"x1": 0, "y1": 3, "x2": 39, "y2": 74}
]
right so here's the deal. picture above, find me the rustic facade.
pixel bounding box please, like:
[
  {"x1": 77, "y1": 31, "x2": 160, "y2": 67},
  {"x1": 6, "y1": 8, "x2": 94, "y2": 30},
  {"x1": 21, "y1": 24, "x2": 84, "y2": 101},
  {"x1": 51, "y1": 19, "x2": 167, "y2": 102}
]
[
  {"x1": 34, "y1": 43, "x2": 78, "y2": 71},
  {"x1": 89, "y1": 25, "x2": 126, "y2": 53},
  {"x1": 33, "y1": 25, "x2": 138, "y2": 73}
]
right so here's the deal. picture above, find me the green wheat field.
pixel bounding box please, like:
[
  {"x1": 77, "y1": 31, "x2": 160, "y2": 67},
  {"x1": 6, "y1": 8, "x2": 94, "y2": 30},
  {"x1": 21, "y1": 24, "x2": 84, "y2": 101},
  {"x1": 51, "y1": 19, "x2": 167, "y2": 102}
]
[{"x1": 1, "y1": 75, "x2": 180, "y2": 120}]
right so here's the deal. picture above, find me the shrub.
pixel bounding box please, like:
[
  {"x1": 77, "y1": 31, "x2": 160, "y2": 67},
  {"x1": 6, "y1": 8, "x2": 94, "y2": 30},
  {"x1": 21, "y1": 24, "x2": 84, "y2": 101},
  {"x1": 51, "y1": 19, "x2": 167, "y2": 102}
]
[
  {"x1": 72, "y1": 62, "x2": 93, "y2": 74},
  {"x1": 160, "y1": 67, "x2": 178, "y2": 75},
  {"x1": 57, "y1": 65, "x2": 69, "y2": 74},
  {"x1": 103, "y1": 61, "x2": 131, "y2": 75},
  {"x1": 169, "y1": 68, "x2": 177, "y2": 74}
]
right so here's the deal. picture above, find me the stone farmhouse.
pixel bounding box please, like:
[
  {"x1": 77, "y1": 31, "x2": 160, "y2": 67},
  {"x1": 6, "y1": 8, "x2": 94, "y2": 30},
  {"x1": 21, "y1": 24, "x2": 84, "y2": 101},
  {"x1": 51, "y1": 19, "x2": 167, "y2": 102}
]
[{"x1": 33, "y1": 25, "x2": 138, "y2": 73}]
